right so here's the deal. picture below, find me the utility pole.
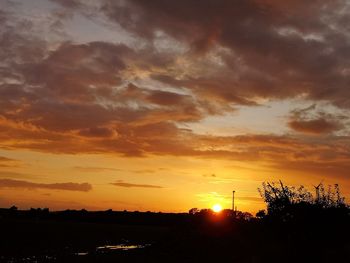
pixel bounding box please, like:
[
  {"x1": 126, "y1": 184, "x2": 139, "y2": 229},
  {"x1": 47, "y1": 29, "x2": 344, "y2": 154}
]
[{"x1": 232, "y1": 190, "x2": 235, "y2": 211}]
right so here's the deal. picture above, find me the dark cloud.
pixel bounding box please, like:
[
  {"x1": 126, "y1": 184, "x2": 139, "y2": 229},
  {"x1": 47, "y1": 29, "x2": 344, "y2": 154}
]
[
  {"x1": 0, "y1": 179, "x2": 92, "y2": 191},
  {"x1": 146, "y1": 90, "x2": 191, "y2": 106},
  {"x1": 0, "y1": 36, "x2": 202, "y2": 137},
  {"x1": 98, "y1": 0, "x2": 350, "y2": 108},
  {"x1": 78, "y1": 127, "x2": 115, "y2": 138},
  {"x1": 0, "y1": 0, "x2": 349, "y2": 181},
  {"x1": 289, "y1": 118, "x2": 342, "y2": 135},
  {"x1": 111, "y1": 180, "x2": 163, "y2": 189},
  {"x1": 288, "y1": 105, "x2": 346, "y2": 135},
  {"x1": 51, "y1": 0, "x2": 82, "y2": 8}
]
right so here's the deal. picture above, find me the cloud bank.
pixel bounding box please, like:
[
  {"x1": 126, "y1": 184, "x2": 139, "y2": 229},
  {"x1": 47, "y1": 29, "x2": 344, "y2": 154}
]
[
  {"x1": 0, "y1": 179, "x2": 92, "y2": 192},
  {"x1": 0, "y1": 0, "x2": 349, "y2": 180},
  {"x1": 111, "y1": 180, "x2": 163, "y2": 189}
]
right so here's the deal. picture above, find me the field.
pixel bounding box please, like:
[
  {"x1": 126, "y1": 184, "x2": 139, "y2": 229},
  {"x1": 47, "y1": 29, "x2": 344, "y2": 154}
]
[{"x1": 1, "y1": 208, "x2": 349, "y2": 263}]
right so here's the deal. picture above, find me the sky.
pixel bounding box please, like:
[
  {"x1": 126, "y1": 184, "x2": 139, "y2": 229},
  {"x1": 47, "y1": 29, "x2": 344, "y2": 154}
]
[{"x1": 0, "y1": 0, "x2": 350, "y2": 213}]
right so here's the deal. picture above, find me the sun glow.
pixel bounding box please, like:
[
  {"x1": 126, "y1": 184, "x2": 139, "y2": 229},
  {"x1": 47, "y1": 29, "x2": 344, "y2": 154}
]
[{"x1": 212, "y1": 204, "x2": 222, "y2": 213}]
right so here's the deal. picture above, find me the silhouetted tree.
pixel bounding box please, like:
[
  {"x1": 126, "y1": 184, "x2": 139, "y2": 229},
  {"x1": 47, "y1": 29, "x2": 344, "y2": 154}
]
[
  {"x1": 255, "y1": 209, "x2": 266, "y2": 219},
  {"x1": 9, "y1": 205, "x2": 18, "y2": 211},
  {"x1": 258, "y1": 180, "x2": 348, "y2": 218},
  {"x1": 189, "y1": 208, "x2": 199, "y2": 214},
  {"x1": 314, "y1": 183, "x2": 346, "y2": 208},
  {"x1": 235, "y1": 211, "x2": 253, "y2": 221}
]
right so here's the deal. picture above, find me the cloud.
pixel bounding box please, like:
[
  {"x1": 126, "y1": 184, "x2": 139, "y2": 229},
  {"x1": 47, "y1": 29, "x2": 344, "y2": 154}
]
[
  {"x1": 0, "y1": 171, "x2": 38, "y2": 180},
  {"x1": 111, "y1": 180, "x2": 163, "y2": 189},
  {"x1": 0, "y1": 156, "x2": 20, "y2": 167},
  {"x1": 0, "y1": 156, "x2": 16, "y2": 162},
  {"x1": 20, "y1": 0, "x2": 350, "y2": 110},
  {"x1": 289, "y1": 118, "x2": 342, "y2": 135},
  {"x1": 51, "y1": 0, "x2": 82, "y2": 8},
  {"x1": 0, "y1": 0, "x2": 350, "y2": 182},
  {"x1": 73, "y1": 166, "x2": 123, "y2": 172},
  {"x1": 203, "y1": 173, "x2": 216, "y2": 178},
  {"x1": 98, "y1": 0, "x2": 350, "y2": 109},
  {"x1": 130, "y1": 169, "x2": 157, "y2": 174},
  {"x1": 146, "y1": 90, "x2": 191, "y2": 106},
  {"x1": 0, "y1": 179, "x2": 92, "y2": 192},
  {"x1": 78, "y1": 127, "x2": 116, "y2": 138},
  {"x1": 237, "y1": 196, "x2": 263, "y2": 203},
  {"x1": 288, "y1": 105, "x2": 346, "y2": 135}
]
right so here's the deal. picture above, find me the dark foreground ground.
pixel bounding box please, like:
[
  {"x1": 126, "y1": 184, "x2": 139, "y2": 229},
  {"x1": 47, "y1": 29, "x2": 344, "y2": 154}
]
[{"x1": 1, "y1": 208, "x2": 349, "y2": 263}]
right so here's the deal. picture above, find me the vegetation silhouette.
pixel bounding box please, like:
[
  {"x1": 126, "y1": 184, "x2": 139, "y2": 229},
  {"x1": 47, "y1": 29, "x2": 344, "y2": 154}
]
[
  {"x1": 0, "y1": 181, "x2": 349, "y2": 262},
  {"x1": 259, "y1": 181, "x2": 347, "y2": 215}
]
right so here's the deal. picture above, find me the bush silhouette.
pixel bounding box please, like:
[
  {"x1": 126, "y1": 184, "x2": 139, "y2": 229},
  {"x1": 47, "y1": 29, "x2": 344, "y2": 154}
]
[{"x1": 258, "y1": 180, "x2": 349, "y2": 220}]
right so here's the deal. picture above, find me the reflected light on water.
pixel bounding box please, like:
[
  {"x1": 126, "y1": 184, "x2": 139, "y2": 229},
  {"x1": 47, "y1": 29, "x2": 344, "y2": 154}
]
[{"x1": 96, "y1": 244, "x2": 150, "y2": 251}]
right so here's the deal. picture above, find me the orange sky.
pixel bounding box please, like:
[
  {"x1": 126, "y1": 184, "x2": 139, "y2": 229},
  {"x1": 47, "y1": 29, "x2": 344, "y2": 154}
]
[{"x1": 0, "y1": 0, "x2": 350, "y2": 214}]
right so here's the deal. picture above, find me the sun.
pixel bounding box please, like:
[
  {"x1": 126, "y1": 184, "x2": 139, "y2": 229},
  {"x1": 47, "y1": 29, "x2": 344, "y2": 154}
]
[{"x1": 212, "y1": 204, "x2": 223, "y2": 213}]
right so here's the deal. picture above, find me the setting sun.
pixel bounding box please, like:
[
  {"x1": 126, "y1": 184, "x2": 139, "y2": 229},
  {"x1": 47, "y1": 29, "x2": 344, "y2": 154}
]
[{"x1": 212, "y1": 204, "x2": 223, "y2": 213}]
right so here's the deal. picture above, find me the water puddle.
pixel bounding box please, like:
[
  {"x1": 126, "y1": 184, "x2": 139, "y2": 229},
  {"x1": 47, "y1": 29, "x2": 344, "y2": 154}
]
[
  {"x1": 96, "y1": 244, "x2": 150, "y2": 251},
  {"x1": 74, "y1": 243, "x2": 151, "y2": 256},
  {"x1": 1, "y1": 243, "x2": 152, "y2": 261}
]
